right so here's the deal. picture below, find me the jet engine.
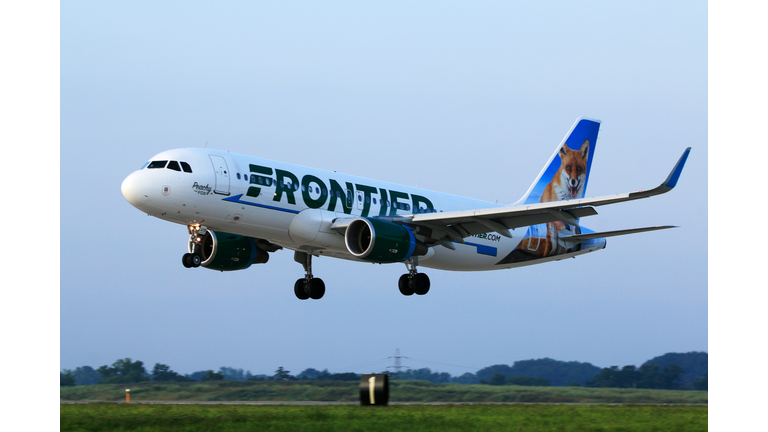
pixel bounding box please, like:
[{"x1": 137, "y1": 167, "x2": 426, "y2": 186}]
[
  {"x1": 344, "y1": 218, "x2": 427, "y2": 263},
  {"x1": 190, "y1": 230, "x2": 269, "y2": 271}
]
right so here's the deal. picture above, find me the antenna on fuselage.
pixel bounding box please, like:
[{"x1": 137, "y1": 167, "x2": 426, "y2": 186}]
[{"x1": 203, "y1": 141, "x2": 209, "y2": 149}]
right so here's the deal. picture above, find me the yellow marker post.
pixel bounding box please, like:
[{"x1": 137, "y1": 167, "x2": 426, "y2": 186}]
[{"x1": 126, "y1": 389, "x2": 130, "y2": 403}]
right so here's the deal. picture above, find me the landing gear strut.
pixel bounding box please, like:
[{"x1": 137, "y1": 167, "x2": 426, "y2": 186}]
[
  {"x1": 399, "y1": 259, "x2": 430, "y2": 296},
  {"x1": 294, "y1": 251, "x2": 325, "y2": 300},
  {"x1": 182, "y1": 225, "x2": 206, "y2": 268}
]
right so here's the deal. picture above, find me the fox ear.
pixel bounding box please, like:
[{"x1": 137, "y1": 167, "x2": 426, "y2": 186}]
[
  {"x1": 559, "y1": 143, "x2": 571, "y2": 157},
  {"x1": 580, "y1": 139, "x2": 589, "y2": 159}
]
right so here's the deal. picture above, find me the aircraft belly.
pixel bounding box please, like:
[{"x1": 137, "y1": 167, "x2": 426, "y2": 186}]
[{"x1": 420, "y1": 235, "x2": 521, "y2": 272}]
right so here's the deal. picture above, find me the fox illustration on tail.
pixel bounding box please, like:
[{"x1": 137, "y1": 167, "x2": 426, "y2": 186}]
[
  {"x1": 511, "y1": 118, "x2": 599, "y2": 261},
  {"x1": 541, "y1": 140, "x2": 589, "y2": 202}
]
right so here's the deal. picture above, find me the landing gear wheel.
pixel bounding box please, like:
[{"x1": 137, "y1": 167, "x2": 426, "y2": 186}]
[
  {"x1": 308, "y1": 278, "x2": 325, "y2": 300},
  {"x1": 294, "y1": 279, "x2": 310, "y2": 300},
  {"x1": 411, "y1": 273, "x2": 430, "y2": 295},
  {"x1": 398, "y1": 274, "x2": 414, "y2": 296},
  {"x1": 182, "y1": 253, "x2": 193, "y2": 268},
  {"x1": 190, "y1": 253, "x2": 202, "y2": 268}
]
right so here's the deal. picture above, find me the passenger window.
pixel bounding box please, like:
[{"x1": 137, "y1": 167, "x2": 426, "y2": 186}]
[
  {"x1": 147, "y1": 160, "x2": 167, "y2": 169},
  {"x1": 167, "y1": 161, "x2": 181, "y2": 171},
  {"x1": 180, "y1": 162, "x2": 192, "y2": 173}
]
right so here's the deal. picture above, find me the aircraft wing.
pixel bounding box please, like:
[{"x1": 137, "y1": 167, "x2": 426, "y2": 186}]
[{"x1": 399, "y1": 147, "x2": 691, "y2": 244}]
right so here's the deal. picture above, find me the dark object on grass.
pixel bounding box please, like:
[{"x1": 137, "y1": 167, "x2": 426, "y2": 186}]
[{"x1": 360, "y1": 374, "x2": 389, "y2": 406}]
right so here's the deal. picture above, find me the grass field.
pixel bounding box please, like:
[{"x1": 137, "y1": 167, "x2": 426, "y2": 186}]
[
  {"x1": 60, "y1": 380, "x2": 708, "y2": 405},
  {"x1": 60, "y1": 403, "x2": 707, "y2": 432}
]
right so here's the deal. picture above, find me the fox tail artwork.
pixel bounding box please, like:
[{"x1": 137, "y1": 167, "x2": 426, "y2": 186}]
[{"x1": 121, "y1": 118, "x2": 691, "y2": 300}]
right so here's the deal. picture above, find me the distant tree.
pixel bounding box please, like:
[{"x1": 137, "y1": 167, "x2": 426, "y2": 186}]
[
  {"x1": 328, "y1": 372, "x2": 360, "y2": 381},
  {"x1": 398, "y1": 368, "x2": 451, "y2": 384},
  {"x1": 487, "y1": 372, "x2": 506, "y2": 386},
  {"x1": 643, "y1": 352, "x2": 707, "y2": 389},
  {"x1": 692, "y1": 373, "x2": 708, "y2": 391},
  {"x1": 201, "y1": 370, "x2": 224, "y2": 381},
  {"x1": 636, "y1": 364, "x2": 663, "y2": 389},
  {"x1": 73, "y1": 366, "x2": 102, "y2": 385},
  {"x1": 188, "y1": 371, "x2": 208, "y2": 382},
  {"x1": 660, "y1": 364, "x2": 684, "y2": 390},
  {"x1": 453, "y1": 372, "x2": 480, "y2": 385},
  {"x1": 509, "y1": 358, "x2": 602, "y2": 387},
  {"x1": 587, "y1": 363, "x2": 685, "y2": 390},
  {"x1": 297, "y1": 368, "x2": 323, "y2": 380},
  {"x1": 247, "y1": 374, "x2": 270, "y2": 381},
  {"x1": 220, "y1": 367, "x2": 251, "y2": 381},
  {"x1": 506, "y1": 376, "x2": 551, "y2": 386},
  {"x1": 273, "y1": 367, "x2": 294, "y2": 381},
  {"x1": 151, "y1": 363, "x2": 191, "y2": 382},
  {"x1": 476, "y1": 365, "x2": 514, "y2": 383},
  {"x1": 61, "y1": 370, "x2": 76, "y2": 387},
  {"x1": 586, "y1": 366, "x2": 622, "y2": 388},
  {"x1": 96, "y1": 358, "x2": 150, "y2": 384}
]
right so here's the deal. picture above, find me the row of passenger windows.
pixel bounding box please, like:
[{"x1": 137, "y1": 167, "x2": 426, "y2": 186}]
[
  {"x1": 144, "y1": 160, "x2": 193, "y2": 173},
  {"x1": 233, "y1": 172, "x2": 438, "y2": 212}
]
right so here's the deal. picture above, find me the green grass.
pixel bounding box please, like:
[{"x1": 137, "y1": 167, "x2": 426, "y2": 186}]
[
  {"x1": 60, "y1": 403, "x2": 707, "y2": 432},
  {"x1": 60, "y1": 380, "x2": 708, "y2": 405}
]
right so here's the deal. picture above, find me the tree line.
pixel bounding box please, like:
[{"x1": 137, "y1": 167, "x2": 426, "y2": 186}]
[{"x1": 60, "y1": 352, "x2": 707, "y2": 391}]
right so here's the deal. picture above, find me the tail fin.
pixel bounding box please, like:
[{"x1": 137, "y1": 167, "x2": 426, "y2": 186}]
[{"x1": 515, "y1": 117, "x2": 601, "y2": 205}]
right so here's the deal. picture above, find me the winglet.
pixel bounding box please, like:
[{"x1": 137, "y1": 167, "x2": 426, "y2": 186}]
[
  {"x1": 663, "y1": 147, "x2": 691, "y2": 189},
  {"x1": 629, "y1": 147, "x2": 691, "y2": 199}
]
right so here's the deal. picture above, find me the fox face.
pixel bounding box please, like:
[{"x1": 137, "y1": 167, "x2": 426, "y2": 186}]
[{"x1": 541, "y1": 139, "x2": 589, "y2": 202}]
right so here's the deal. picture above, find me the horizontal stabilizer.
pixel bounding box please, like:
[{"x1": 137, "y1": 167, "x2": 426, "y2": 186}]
[{"x1": 560, "y1": 226, "x2": 677, "y2": 246}]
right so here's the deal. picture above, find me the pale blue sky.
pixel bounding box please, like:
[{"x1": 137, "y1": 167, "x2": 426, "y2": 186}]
[{"x1": 56, "y1": 1, "x2": 708, "y2": 379}]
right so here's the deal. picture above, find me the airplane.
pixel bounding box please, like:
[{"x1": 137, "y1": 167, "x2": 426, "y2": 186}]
[{"x1": 121, "y1": 118, "x2": 690, "y2": 300}]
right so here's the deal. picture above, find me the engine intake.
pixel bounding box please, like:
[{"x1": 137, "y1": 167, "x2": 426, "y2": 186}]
[
  {"x1": 345, "y1": 218, "x2": 427, "y2": 263},
  {"x1": 191, "y1": 230, "x2": 269, "y2": 271}
]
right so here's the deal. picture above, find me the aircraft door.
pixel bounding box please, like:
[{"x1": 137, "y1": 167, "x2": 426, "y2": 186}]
[{"x1": 209, "y1": 155, "x2": 231, "y2": 196}]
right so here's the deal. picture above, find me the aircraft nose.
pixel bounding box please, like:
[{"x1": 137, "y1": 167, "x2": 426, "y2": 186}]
[{"x1": 121, "y1": 171, "x2": 149, "y2": 208}]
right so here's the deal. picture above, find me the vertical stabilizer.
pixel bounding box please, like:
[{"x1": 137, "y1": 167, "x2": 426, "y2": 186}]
[{"x1": 514, "y1": 118, "x2": 601, "y2": 205}]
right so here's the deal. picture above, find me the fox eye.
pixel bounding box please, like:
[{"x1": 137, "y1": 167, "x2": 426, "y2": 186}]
[
  {"x1": 565, "y1": 165, "x2": 571, "y2": 172},
  {"x1": 577, "y1": 166, "x2": 583, "y2": 173}
]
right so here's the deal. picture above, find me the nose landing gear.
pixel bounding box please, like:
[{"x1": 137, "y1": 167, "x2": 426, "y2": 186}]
[{"x1": 182, "y1": 224, "x2": 206, "y2": 268}]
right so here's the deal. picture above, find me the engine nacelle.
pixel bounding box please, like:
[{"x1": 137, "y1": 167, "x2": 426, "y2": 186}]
[
  {"x1": 344, "y1": 218, "x2": 427, "y2": 263},
  {"x1": 190, "y1": 230, "x2": 269, "y2": 271}
]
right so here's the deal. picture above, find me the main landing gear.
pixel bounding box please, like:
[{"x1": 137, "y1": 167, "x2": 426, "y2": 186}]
[
  {"x1": 398, "y1": 260, "x2": 430, "y2": 296},
  {"x1": 294, "y1": 251, "x2": 325, "y2": 300},
  {"x1": 182, "y1": 225, "x2": 206, "y2": 268}
]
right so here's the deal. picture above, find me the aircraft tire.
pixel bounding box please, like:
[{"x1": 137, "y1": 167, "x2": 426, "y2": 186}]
[
  {"x1": 190, "y1": 253, "x2": 202, "y2": 268},
  {"x1": 308, "y1": 278, "x2": 325, "y2": 300},
  {"x1": 294, "y1": 279, "x2": 310, "y2": 300},
  {"x1": 398, "y1": 274, "x2": 414, "y2": 296},
  {"x1": 412, "y1": 273, "x2": 430, "y2": 295},
  {"x1": 182, "y1": 253, "x2": 193, "y2": 268}
]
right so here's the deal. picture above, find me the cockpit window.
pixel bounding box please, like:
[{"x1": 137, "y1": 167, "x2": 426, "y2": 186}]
[
  {"x1": 180, "y1": 162, "x2": 192, "y2": 173},
  {"x1": 167, "y1": 161, "x2": 181, "y2": 171},
  {"x1": 147, "y1": 160, "x2": 168, "y2": 169}
]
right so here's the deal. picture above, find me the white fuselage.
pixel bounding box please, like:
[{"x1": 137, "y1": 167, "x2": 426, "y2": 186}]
[{"x1": 121, "y1": 148, "x2": 604, "y2": 271}]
